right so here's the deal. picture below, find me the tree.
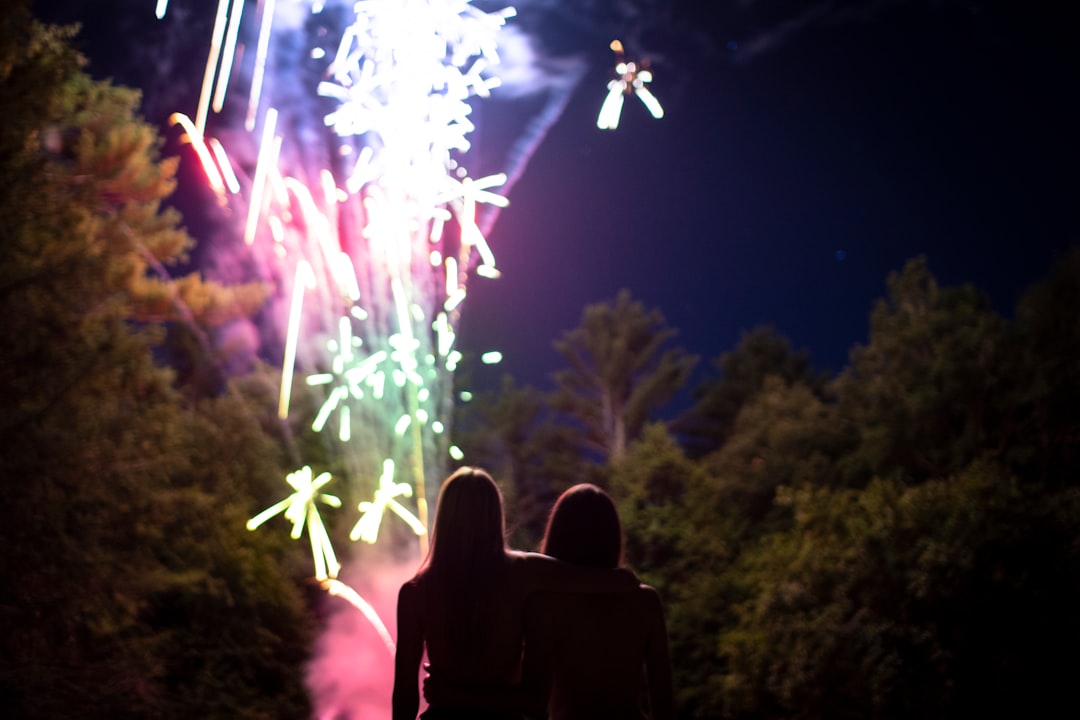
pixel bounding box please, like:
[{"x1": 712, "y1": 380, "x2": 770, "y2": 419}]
[
  {"x1": 834, "y1": 257, "x2": 1009, "y2": 486},
  {"x1": 609, "y1": 423, "x2": 727, "y2": 717},
  {"x1": 452, "y1": 374, "x2": 587, "y2": 547},
  {"x1": 1007, "y1": 247, "x2": 1080, "y2": 486},
  {"x1": 676, "y1": 325, "x2": 824, "y2": 457},
  {"x1": 0, "y1": 11, "x2": 311, "y2": 717},
  {"x1": 551, "y1": 289, "x2": 697, "y2": 464},
  {"x1": 718, "y1": 460, "x2": 1080, "y2": 719}
]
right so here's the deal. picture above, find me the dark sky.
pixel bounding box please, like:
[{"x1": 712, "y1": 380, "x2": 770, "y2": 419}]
[
  {"x1": 461, "y1": 0, "x2": 1077, "y2": 394},
  {"x1": 39, "y1": 0, "x2": 1078, "y2": 398}
]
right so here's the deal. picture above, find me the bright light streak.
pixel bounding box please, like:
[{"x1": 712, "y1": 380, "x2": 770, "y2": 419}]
[
  {"x1": 283, "y1": 177, "x2": 346, "y2": 286},
  {"x1": 637, "y1": 86, "x2": 664, "y2": 119},
  {"x1": 206, "y1": 137, "x2": 241, "y2": 194},
  {"x1": 449, "y1": 446, "x2": 464, "y2": 461},
  {"x1": 168, "y1": 5, "x2": 546, "y2": 682},
  {"x1": 445, "y1": 256, "x2": 459, "y2": 294},
  {"x1": 169, "y1": 113, "x2": 227, "y2": 199},
  {"x1": 349, "y1": 459, "x2": 425, "y2": 544},
  {"x1": 246, "y1": 0, "x2": 276, "y2": 132},
  {"x1": 444, "y1": 288, "x2": 466, "y2": 312},
  {"x1": 162, "y1": 8, "x2": 584, "y2": 715},
  {"x1": 245, "y1": 108, "x2": 279, "y2": 244},
  {"x1": 322, "y1": 579, "x2": 396, "y2": 654},
  {"x1": 597, "y1": 42, "x2": 664, "y2": 130},
  {"x1": 434, "y1": 312, "x2": 454, "y2": 357},
  {"x1": 480, "y1": 351, "x2": 502, "y2": 365},
  {"x1": 196, "y1": 0, "x2": 231, "y2": 133},
  {"x1": 305, "y1": 315, "x2": 378, "y2": 440},
  {"x1": 211, "y1": 0, "x2": 246, "y2": 113},
  {"x1": 279, "y1": 260, "x2": 316, "y2": 419},
  {"x1": 155, "y1": 0, "x2": 169, "y2": 20},
  {"x1": 247, "y1": 466, "x2": 343, "y2": 581},
  {"x1": 597, "y1": 83, "x2": 625, "y2": 130}
]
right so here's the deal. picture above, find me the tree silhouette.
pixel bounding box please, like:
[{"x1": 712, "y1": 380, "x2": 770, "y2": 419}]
[{"x1": 552, "y1": 289, "x2": 697, "y2": 464}]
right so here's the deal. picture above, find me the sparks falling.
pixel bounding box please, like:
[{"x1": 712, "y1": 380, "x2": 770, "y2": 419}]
[
  {"x1": 597, "y1": 39, "x2": 664, "y2": 130},
  {"x1": 156, "y1": 0, "x2": 525, "y2": 667}
]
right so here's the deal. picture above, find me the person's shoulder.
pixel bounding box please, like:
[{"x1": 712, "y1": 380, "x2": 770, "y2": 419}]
[
  {"x1": 506, "y1": 550, "x2": 551, "y2": 571},
  {"x1": 505, "y1": 550, "x2": 557, "y2": 589},
  {"x1": 398, "y1": 572, "x2": 428, "y2": 598},
  {"x1": 635, "y1": 584, "x2": 666, "y2": 611}
]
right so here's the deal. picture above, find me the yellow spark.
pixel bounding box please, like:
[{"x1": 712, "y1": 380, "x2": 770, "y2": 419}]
[
  {"x1": 349, "y1": 459, "x2": 425, "y2": 544},
  {"x1": 279, "y1": 260, "x2": 316, "y2": 419},
  {"x1": 322, "y1": 579, "x2": 396, "y2": 654},
  {"x1": 247, "y1": 466, "x2": 343, "y2": 581}
]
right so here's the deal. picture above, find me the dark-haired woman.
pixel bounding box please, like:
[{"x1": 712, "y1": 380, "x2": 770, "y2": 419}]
[
  {"x1": 392, "y1": 468, "x2": 635, "y2": 720},
  {"x1": 525, "y1": 483, "x2": 674, "y2": 720}
]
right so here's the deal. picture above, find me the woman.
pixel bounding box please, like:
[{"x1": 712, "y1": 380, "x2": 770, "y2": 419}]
[
  {"x1": 524, "y1": 483, "x2": 674, "y2": 720},
  {"x1": 393, "y1": 468, "x2": 634, "y2": 720}
]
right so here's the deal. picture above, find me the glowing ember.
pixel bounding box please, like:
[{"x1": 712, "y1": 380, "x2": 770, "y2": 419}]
[
  {"x1": 247, "y1": 466, "x2": 342, "y2": 581},
  {"x1": 597, "y1": 39, "x2": 665, "y2": 130}
]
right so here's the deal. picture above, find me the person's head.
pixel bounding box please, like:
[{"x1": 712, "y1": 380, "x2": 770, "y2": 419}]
[
  {"x1": 426, "y1": 466, "x2": 507, "y2": 573},
  {"x1": 541, "y1": 483, "x2": 623, "y2": 568}
]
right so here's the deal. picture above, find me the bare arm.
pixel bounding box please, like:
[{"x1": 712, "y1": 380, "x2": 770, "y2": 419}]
[
  {"x1": 642, "y1": 586, "x2": 675, "y2": 720},
  {"x1": 392, "y1": 581, "x2": 424, "y2": 720},
  {"x1": 513, "y1": 551, "x2": 638, "y2": 594}
]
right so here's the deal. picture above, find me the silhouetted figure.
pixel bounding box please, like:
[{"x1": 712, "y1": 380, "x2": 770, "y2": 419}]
[
  {"x1": 524, "y1": 484, "x2": 674, "y2": 720},
  {"x1": 393, "y1": 468, "x2": 635, "y2": 720}
]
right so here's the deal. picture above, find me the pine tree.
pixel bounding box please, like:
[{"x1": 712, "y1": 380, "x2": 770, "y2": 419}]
[
  {"x1": 0, "y1": 10, "x2": 311, "y2": 717},
  {"x1": 551, "y1": 289, "x2": 697, "y2": 464}
]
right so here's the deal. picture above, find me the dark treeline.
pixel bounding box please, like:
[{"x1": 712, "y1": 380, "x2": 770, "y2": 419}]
[
  {"x1": 456, "y1": 258, "x2": 1080, "y2": 718},
  {"x1": 4, "y1": 3, "x2": 1080, "y2": 718}
]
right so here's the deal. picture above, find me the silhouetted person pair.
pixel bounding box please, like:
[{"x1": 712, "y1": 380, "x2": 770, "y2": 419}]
[{"x1": 392, "y1": 467, "x2": 673, "y2": 720}]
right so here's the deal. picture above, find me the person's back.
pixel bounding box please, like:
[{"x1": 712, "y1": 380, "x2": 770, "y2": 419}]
[
  {"x1": 405, "y1": 552, "x2": 563, "y2": 690},
  {"x1": 527, "y1": 586, "x2": 669, "y2": 719},
  {"x1": 394, "y1": 470, "x2": 639, "y2": 720},
  {"x1": 524, "y1": 484, "x2": 674, "y2": 720}
]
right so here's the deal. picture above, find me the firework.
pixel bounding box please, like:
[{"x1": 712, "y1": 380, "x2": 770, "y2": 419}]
[
  {"x1": 247, "y1": 465, "x2": 343, "y2": 581},
  {"x1": 156, "y1": 0, "x2": 539, "y2": 663},
  {"x1": 156, "y1": 5, "x2": 584, "y2": 709},
  {"x1": 597, "y1": 39, "x2": 664, "y2": 130}
]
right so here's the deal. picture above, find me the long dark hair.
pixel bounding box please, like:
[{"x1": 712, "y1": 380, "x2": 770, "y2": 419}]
[
  {"x1": 424, "y1": 466, "x2": 507, "y2": 575},
  {"x1": 420, "y1": 467, "x2": 508, "y2": 652},
  {"x1": 541, "y1": 483, "x2": 623, "y2": 568}
]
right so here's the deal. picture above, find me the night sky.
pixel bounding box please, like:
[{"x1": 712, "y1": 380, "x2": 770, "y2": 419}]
[{"x1": 39, "y1": 0, "x2": 1078, "y2": 397}]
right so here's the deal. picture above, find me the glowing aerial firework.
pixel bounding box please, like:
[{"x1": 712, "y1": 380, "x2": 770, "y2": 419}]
[
  {"x1": 153, "y1": 12, "x2": 606, "y2": 712},
  {"x1": 247, "y1": 465, "x2": 343, "y2": 581},
  {"x1": 156, "y1": 0, "x2": 538, "y2": 666},
  {"x1": 597, "y1": 39, "x2": 665, "y2": 130},
  {"x1": 350, "y1": 459, "x2": 425, "y2": 544}
]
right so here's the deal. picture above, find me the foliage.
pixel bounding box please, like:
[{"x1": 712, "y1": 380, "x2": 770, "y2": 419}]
[
  {"x1": 552, "y1": 289, "x2": 697, "y2": 464},
  {"x1": 0, "y1": 11, "x2": 310, "y2": 718},
  {"x1": 1006, "y1": 247, "x2": 1080, "y2": 485},
  {"x1": 833, "y1": 257, "x2": 1010, "y2": 486},
  {"x1": 676, "y1": 326, "x2": 823, "y2": 456},
  {"x1": 720, "y1": 463, "x2": 1080, "y2": 719},
  {"x1": 6, "y1": 7, "x2": 1080, "y2": 719},
  {"x1": 592, "y1": 255, "x2": 1080, "y2": 718},
  {"x1": 452, "y1": 374, "x2": 593, "y2": 548}
]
